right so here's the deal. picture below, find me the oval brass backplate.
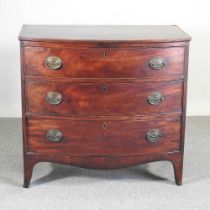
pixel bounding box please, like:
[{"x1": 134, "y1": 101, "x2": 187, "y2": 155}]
[
  {"x1": 46, "y1": 129, "x2": 63, "y2": 142},
  {"x1": 146, "y1": 129, "x2": 162, "y2": 143},
  {"x1": 148, "y1": 92, "x2": 164, "y2": 106},
  {"x1": 45, "y1": 56, "x2": 62, "y2": 70},
  {"x1": 149, "y1": 56, "x2": 166, "y2": 70},
  {"x1": 45, "y1": 92, "x2": 63, "y2": 105}
]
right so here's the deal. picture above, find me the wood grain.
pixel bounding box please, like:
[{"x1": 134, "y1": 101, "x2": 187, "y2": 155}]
[
  {"x1": 19, "y1": 25, "x2": 191, "y2": 43},
  {"x1": 25, "y1": 80, "x2": 183, "y2": 116},
  {"x1": 19, "y1": 25, "x2": 191, "y2": 187},
  {"x1": 23, "y1": 46, "x2": 185, "y2": 78},
  {"x1": 27, "y1": 115, "x2": 181, "y2": 156}
]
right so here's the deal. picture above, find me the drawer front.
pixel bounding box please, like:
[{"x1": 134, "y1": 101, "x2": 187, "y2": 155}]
[
  {"x1": 26, "y1": 80, "x2": 183, "y2": 116},
  {"x1": 27, "y1": 116, "x2": 181, "y2": 156},
  {"x1": 23, "y1": 47, "x2": 184, "y2": 78}
]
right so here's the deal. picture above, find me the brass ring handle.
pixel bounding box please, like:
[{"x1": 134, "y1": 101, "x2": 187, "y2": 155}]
[
  {"x1": 149, "y1": 56, "x2": 166, "y2": 70},
  {"x1": 45, "y1": 56, "x2": 62, "y2": 70},
  {"x1": 148, "y1": 92, "x2": 164, "y2": 106},
  {"x1": 46, "y1": 129, "x2": 63, "y2": 142},
  {"x1": 146, "y1": 129, "x2": 162, "y2": 143},
  {"x1": 45, "y1": 92, "x2": 63, "y2": 105}
]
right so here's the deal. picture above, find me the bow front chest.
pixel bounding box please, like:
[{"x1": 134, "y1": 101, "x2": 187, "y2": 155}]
[{"x1": 19, "y1": 25, "x2": 191, "y2": 187}]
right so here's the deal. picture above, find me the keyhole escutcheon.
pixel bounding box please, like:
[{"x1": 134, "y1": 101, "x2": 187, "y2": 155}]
[
  {"x1": 102, "y1": 85, "x2": 108, "y2": 92},
  {"x1": 103, "y1": 122, "x2": 107, "y2": 129},
  {"x1": 103, "y1": 52, "x2": 108, "y2": 58}
]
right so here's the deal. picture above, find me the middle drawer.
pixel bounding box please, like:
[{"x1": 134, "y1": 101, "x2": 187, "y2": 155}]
[{"x1": 26, "y1": 80, "x2": 183, "y2": 116}]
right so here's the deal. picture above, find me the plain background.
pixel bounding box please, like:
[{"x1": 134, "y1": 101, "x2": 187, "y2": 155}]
[{"x1": 0, "y1": 0, "x2": 209, "y2": 117}]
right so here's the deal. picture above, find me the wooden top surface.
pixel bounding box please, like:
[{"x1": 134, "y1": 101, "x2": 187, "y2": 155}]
[{"x1": 19, "y1": 25, "x2": 191, "y2": 43}]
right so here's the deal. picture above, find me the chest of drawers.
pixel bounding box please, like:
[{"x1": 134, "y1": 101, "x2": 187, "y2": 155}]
[{"x1": 19, "y1": 25, "x2": 191, "y2": 188}]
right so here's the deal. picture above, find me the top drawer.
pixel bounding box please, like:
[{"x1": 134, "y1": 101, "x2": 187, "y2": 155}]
[{"x1": 23, "y1": 46, "x2": 185, "y2": 78}]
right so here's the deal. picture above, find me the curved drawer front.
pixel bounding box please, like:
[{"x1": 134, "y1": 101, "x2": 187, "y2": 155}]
[
  {"x1": 26, "y1": 80, "x2": 183, "y2": 116},
  {"x1": 27, "y1": 116, "x2": 181, "y2": 156},
  {"x1": 23, "y1": 46, "x2": 184, "y2": 78}
]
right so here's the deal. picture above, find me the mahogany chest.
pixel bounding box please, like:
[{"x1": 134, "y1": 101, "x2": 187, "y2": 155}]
[{"x1": 19, "y1": 25, "x2": 191, "y2": 187}]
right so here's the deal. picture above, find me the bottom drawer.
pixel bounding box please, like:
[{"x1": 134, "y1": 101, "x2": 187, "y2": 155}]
[{"x1": 27, "y1": 115, "x2": 181, "y2": 156}]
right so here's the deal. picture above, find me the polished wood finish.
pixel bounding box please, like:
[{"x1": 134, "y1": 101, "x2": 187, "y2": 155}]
[
  {"x1": 23, "y1": 46, "x2": 185, "y2": 78},
  {"x1": 19, "y1": 25, "x2": 191, "y2": 43},
  {"x1": 26, "y1": 80, "x2": 183, "y2": 116},
  {"x1": 27, "y1": 115, "x2": 181, "y2": 156},
  {"x1": 19, "y1": 25, "x2": 191, "y2": 187}
]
